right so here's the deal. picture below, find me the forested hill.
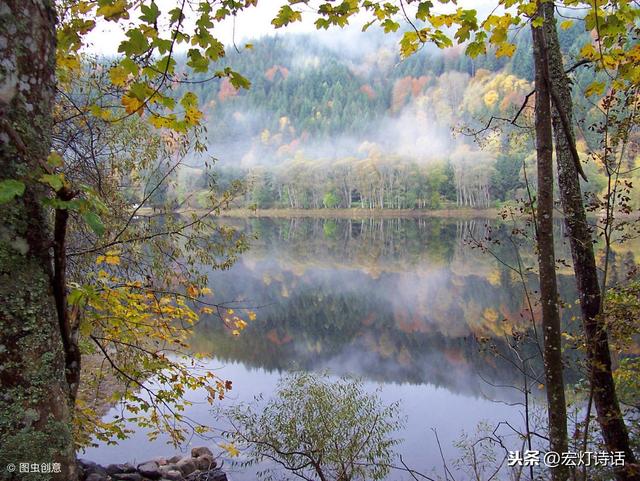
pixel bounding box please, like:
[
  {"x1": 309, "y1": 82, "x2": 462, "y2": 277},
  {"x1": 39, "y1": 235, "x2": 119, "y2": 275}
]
[{"x1": 165, "y1": 26, "x2": 611, "y2": 210}]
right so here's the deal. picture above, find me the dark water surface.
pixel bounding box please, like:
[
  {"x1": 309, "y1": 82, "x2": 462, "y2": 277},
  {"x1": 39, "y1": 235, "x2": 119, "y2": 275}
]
[{"x1": 84, "y1": 216, "x2": 596, "y2": 479}]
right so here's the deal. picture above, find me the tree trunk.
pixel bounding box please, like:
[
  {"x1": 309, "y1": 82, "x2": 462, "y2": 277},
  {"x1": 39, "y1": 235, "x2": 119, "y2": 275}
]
[
  {"x1": 541, "y1": 5, "x2": 638, "y2": 479},
  {"x1": 531, "y1": 11, "x2": 569, "y2": 481},
  {"x1": 0, "y1": 1, "x2": 77, "y2": 480}
]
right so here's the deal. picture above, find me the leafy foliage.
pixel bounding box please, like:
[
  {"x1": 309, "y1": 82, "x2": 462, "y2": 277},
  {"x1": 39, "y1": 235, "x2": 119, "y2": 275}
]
[{"x1": 226, "y1": 372, "x2": 404, "y2": 481}]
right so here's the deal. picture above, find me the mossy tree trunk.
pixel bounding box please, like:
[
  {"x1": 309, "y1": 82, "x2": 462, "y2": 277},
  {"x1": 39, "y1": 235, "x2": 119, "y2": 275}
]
[
  {"x1": 531, "y1": 7, "x2": 569, "y2": 481},
  {"x1": 541, "y1": 5, "x2": 638, "y2": 480},
  {"x1": 0, "y1": 1, "x2": 77, "y2": 480}
]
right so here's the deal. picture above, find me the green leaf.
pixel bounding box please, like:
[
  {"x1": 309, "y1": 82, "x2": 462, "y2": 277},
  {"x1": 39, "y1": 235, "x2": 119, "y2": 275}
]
[
  {"x1": 40, "y1": 173, "x2": 64, "y2": 191},
  {"x1": 187, "y1": 48, "x2": 209, "y2": 73},
  {"x1": 416, "y1": 2, "x2": 433, "y2": 22},
  {"x1": 83, "y1": 211, "x2": 105, "y2": 237},
  {"x1": 140, "y1": 1, "x2": 160, "y2": 24},
  {"x1": 47, "y1": 152, "x2": 64, "y2": 168},
  {"x1": 0, "y1": 179, "x2": 25, "y2": 204},
  {"x1": 465, "y1": 41, "x2": 486, "y2": 58},
  {"x1": 118, "y1": 29, "x2": 150, "y2": 56},
  {"x1": 68, "y1": 288, "x2": 86, "y2": 306},
  {"x1": 381, "y1": 19, "x2": 400, "y2": 33},
  {"x1": 272, "y1": 5, "x2": 302, "y2": 28}
]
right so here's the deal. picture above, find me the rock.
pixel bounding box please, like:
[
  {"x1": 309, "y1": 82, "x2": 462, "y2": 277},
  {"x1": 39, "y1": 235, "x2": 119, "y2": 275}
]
[
  {"x1": 158, "y1": 465, "x2": 179, "y2": 477},
  {"x1": 137, "y1": 460, "x2": 162, "y2": 479},
  {"x1": 190, "y1": 447, "x2": 213, "y2": 458},
  {"x1": 77, "y1": 451, "x2": 226, "y2": 481},
  {"x1": 163, "y1": 470, "x2": 185, "y2": 481},
  {"x1": 78, "y1": 460, "x2": 107, "y2": 480},
  {"x1": 86, "y1": 474, "x2": 108, "y2": 481},
  {"x1": 186, "y1": 468, "x2": 227, "y2": 481},
  {"x1": 208, "y1": 469, "x2": 228, "y2": 481},
  {"x1": 194, "y1": 455, "x2": 216, "y2": 471},
  {"x1": 176, "y1": 458, "x2": 197, "y2": 476},
  {"x1": 112, "y1": 474, "x2": 143, "y2": 481},
  {"x1": 106, "y1": 463, "x2": 136, "y2": 475}
]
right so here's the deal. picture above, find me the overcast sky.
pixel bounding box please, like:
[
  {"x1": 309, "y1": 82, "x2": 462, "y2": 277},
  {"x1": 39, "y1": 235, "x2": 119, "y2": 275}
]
[{"x1": 84, "y1": 0, "x2": 497, "y2": 56}]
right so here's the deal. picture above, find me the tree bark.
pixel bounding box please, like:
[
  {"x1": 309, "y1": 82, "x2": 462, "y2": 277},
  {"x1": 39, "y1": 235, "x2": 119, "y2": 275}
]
[
  {"x1": 541, "y1": 5, "x2": 639, "y2": 480},
  {"x1": 0, "y1": 1, "x2": 77, "y2": 480},
  {"x1": 531, "y1": 10, "x2": 569, "y2": 481}
]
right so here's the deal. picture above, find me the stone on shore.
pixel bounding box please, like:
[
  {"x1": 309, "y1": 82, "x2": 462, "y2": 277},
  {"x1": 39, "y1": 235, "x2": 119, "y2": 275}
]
[
  {"x1": 112, "y1": 473, "x2": 143, "y2": 481},
  {"x1": 85, "y1": 474, "x2": 108, "y2": 481},
  {"x1": 106, "y1": 463, "x2": 136, "y2": 475},
  {"x1": 195, "y1": 454, "x2": 216, "y2": 471},
  {"x1": 163, "y1": 470, "x2": 185, "y2": 481},
  {"x1": 190, "y1": 447, "x2": 213, "y2": 458},
  {"x1": 176, "y1": 457, "x2": 197, "y2": 476},
  {"x1": 185, "y1": 468, "x2": 227, "y2": 481},
  {"x1": 78, "y1": 447, "x2": 222, "y2": 481}
]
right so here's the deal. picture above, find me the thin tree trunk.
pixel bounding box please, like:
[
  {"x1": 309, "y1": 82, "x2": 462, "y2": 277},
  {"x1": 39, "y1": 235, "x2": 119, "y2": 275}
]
[
  {"x1": 541, "y1": 6, "x2": 638, "y2": 479},
  {"x1": 532, "y1": 10, "x2": 569, "y2": 481},
  {"x1": 0, "y1": 1, "x2": 77, "y2": 480}
]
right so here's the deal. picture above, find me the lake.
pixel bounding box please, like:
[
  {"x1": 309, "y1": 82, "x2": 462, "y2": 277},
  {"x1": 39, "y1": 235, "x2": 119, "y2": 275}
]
[{"x1": 83, "y1": 216, "x2": 590, "y2": 480}]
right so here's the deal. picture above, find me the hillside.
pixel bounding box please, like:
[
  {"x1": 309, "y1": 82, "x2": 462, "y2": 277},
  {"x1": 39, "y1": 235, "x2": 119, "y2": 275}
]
[{"x1": 156, "y1": 27, "x2": 616, "y2": 211}]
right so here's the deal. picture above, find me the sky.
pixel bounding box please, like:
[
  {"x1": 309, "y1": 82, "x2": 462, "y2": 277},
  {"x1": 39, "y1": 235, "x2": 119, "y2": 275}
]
[{"x1": 84, "y1": 0, "x2": 497, "y2": 55}]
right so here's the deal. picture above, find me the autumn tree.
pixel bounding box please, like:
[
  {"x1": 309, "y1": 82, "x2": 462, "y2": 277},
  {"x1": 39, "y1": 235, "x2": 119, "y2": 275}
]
[{"x1": 1, "y1": 1, "x2": 261, "y2": 480}]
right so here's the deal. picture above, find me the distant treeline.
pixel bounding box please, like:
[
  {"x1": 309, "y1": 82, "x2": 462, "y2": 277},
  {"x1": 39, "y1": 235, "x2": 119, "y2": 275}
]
[{"x1": 142, "y1": 27, "x2": 633, "y2": 211}]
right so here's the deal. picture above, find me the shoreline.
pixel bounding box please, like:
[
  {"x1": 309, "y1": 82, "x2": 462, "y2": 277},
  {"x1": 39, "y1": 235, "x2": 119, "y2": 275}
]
[{"x1": 215, "y1": 207, "x2": 500, "y2": 219}]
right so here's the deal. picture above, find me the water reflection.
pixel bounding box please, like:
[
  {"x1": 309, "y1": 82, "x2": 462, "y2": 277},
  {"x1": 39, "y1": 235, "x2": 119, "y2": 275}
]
[
  {"x1": 192, "y1": 217, "x2": 578, "y2": 397},
  {"x1": 86, "y1": 216, "x2": 635, "y2": 478}
]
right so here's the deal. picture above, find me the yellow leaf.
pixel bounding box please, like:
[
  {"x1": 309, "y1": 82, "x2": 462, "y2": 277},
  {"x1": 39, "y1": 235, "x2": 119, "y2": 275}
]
[
  {"x1": 149, "y1": 115, "x2": 171, "y2": 128},
  {"x1": 580, "y1": 43, "x2": 597, "y2": 60},
  {"x1": 90, "y1": 104, "x2": 113, "y2": 121},
  {"x1": 560, "y1": 20, "x2": 573, "y2": 30},
  {"x1": 109, "y1": 66, "x2": 129, "y2": 87},
  {"x1": 187, "y1": 285, "x2": 199, "y2": 297},
  {"x1": 495, "y1": 42, "x2": 516, "y2": 58},
  {"x1": 97, "y1": 0, "x2": 129, "y2": 21},
  {"x1": 248, "y1": 311, "x2": 256, "y2": 321},
  {"x1": 585, "y1": 81, "x2": 605, "y2": 97},
  {"x1": 220, "y1": 442, "x2": 240, "y2": 457},
  {"x1": 201, "y1": 287, "x2": 213, "y2": 295},
  {"x1": 96, "y1": 255, "x2": 106, "y2": 264},
  {"x1": 105, "y1": 254, "x2": 120, "y2": 265},
  {"x1": 184, "y1": 106, "x2": 203, "y2": 125},
  {"x1": 122, "y1": 94, "x2": 144, "y2": 115}
]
